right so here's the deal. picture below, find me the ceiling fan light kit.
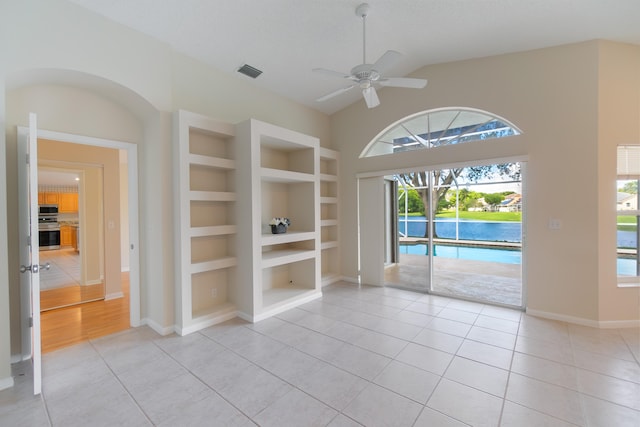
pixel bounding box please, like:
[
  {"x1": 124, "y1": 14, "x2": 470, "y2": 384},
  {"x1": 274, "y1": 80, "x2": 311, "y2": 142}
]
[{"x1": 313, "y1": 3, "x2": 427, "y2": 109}]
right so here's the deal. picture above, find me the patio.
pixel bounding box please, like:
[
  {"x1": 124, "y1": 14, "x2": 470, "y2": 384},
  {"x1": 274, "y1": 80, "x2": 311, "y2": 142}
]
[{"x1": 384, "y1": 253, "x2": 522, "y2": 307}]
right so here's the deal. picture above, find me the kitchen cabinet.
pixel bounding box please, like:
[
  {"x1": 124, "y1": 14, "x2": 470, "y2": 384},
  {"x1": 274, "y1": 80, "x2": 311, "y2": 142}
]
[
  {"x1": 39, "y1": 192, "x2": 59, "y2": 205},
  {"x1": 60, "y1": 225, "x2": 75, "y2": 247},
  {"x1": 59, "y1": 193, "x2": 78, "y2": 213}
]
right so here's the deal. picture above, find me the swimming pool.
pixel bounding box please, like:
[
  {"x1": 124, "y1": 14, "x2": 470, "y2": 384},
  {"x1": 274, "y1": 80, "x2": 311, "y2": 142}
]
[
  {"x1": 399, "y1": 243, "x2": 521, "y2": 264},
  {"x1": 400, "y1": 243, "x2": 638, "y2": 274}
]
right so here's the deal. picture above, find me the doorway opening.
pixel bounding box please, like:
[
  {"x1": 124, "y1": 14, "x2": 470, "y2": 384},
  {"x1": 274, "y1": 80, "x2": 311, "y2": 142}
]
[
  {"x1": 38, "y1": 164, "x2": 106, "y2": 311},
  {"x1": 34, "y1": 130, "x2": 140, "y2": 353},
  {"x1": 384, "y1": 162, "x2": 524, "y2": 308}
]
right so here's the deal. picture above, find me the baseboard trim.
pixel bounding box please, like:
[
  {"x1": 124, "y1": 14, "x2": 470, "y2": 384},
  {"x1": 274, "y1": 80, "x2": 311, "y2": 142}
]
[
  {"x1": 525, "y1": 308, "x2": 640, "y2": 329},
  {"x1": 0, "y1": 376, "x2": 14, "y2": 391},
  {"x1": 141, "y1": 318, "x2": 174, "y2": 336},
  {"x1": 104, "y1": 291, "x2": 124, "y2": 301}
]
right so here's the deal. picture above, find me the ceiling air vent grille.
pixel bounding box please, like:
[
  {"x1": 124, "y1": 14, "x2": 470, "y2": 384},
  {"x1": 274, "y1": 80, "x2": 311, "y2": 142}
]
[{"x1": 237, "y1": 64, "x2": 263, "y2": 79}]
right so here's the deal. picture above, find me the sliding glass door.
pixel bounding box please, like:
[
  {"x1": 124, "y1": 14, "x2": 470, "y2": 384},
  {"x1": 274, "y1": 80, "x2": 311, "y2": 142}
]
[{"x1": 388, "y1": 162, "x2": 524, "y2": 307}]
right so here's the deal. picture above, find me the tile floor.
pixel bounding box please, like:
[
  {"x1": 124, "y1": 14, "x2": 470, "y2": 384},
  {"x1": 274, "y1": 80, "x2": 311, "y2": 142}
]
[
  {"x1": 2, "y1": 281, "x2": 639, "y2": 426},
  {"x1": 39, "y1": 248, "x2": 81, "y2": 291}
]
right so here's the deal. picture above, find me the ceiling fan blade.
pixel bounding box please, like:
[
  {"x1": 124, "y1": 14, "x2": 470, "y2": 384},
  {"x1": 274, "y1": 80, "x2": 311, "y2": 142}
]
[
  {"x1": 362, "y1": 86, "x2": 380, "y2": 108},
  {"x1": 316, "y1": 85, "x2": 356, "y2": 102},
  {"x1": 372, "y1": 50, "x2": 402, "y2": 74},
  {"x1": 379, "y1": 77, "x2": 428, "y2": 89},
  {"x1": 312, "y1": 68, "x2": 351, "y2": 79}
]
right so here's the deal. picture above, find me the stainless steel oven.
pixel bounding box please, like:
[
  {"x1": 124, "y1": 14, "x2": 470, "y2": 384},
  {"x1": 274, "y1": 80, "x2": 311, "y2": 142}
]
[{"x1": 38, "y1": 205, "x2": 60, "y2": 250}]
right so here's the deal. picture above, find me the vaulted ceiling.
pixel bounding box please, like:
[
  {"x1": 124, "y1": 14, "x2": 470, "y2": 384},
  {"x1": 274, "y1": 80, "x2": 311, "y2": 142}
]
[{"x1": 68, "y1": 0, "x2": 640, "y2": 115}]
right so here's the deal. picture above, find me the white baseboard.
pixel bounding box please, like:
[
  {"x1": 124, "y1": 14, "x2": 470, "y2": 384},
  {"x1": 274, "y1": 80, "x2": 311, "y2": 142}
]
[
  {"x1": 141, "y1": 318, "x2": 174, "y2": 336},
  {"x1": 0, "y1": 376, "x2": 14, "y2": 391},
  {"x1": 341, "y1": 276, "x2": 360, "y2": 285},
  {"x1": 526, "y1": 308, "x2": 640, "y2": 329},
  {"x1": 104, "y1": 291, "x2": 124, "y2": 301},
  {"x1": 174, "y1": 309, "x2": 237, "y2": 336}
]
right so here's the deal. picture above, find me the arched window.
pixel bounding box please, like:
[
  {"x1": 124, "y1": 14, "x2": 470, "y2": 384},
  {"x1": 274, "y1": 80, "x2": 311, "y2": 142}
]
[{"x1": 360, "y1": 107, "x2": 521, "y2": 158}]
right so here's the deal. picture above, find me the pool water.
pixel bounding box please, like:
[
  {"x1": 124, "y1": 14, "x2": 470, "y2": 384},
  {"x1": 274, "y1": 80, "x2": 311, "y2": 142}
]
[
  {"x1": 400, "y1": 243, "x2": 521, "y2": 264},
  {"x1": 400, "y1": 243, "x2": 637, "y2": 274}
]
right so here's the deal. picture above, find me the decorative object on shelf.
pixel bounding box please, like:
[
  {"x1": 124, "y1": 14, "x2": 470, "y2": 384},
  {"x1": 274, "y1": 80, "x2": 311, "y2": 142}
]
[{"x1": 269, "y1": 217, "x2": 291, "y2": 234}]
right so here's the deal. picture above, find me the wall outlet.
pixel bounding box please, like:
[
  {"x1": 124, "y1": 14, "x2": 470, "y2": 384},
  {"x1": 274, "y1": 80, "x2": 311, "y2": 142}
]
[{"x1": 211, "y1": 288, "x2": 218, "y2": 298}]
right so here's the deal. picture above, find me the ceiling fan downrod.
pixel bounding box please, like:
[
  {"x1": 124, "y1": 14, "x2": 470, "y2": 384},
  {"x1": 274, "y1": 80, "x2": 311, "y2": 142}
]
[{"x1": 356, "y1": 3, "x2": 370, "y2": 65}]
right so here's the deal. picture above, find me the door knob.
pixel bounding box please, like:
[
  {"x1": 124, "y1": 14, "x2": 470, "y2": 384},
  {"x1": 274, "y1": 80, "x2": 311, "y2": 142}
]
[{"x1": 19, "y1": 262, "x2": 50, "y2": 274}]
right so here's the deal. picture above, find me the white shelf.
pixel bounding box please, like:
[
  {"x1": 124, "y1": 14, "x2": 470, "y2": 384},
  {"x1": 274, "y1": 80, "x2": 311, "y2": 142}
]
[
  {"x1": 321, "y1": 241, "x2": 339, "y2": 250},
  {"x1": 175, "y1": 110, "x2": 238, "y2": 335},
  {"x1": 189, "y1": 191, "x2": 236, "y2": 202},
  {"x1": 320, "y1": 173, "x2": 337, "y2": 182},
  {"x1": 262, "y1": 288, "x2": 319, "y2": 309},
  {"x1": 321, "y1": 219, "x2": 338, "y2": 227},
  {"x1": 321, "y1": 196, "x2": 338, "y2": 204},
  {"x1": 262, "y1": 249, "x2": 315, "y2": 268},
  {"x1": 189, "y1": 153, "x2": 235, "y2": 170},
  {"x1": 190, "y1": 225, "x2": 237, "y2": 237},
  {"x1": 261, "y1": 231, "x2": 315, "y2": 246},
  {"x1": 190, "y1": 257, "x2": 237, "y2": 274},
  {"x1": 261, "y1": 167, "x2": 315, "y2": 183}
]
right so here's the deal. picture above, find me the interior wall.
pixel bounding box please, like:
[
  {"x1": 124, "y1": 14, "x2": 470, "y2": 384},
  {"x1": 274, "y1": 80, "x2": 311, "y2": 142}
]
[
  {"x1": 6, "y1": 86, "x2": 137, "y2": 356},
  {"x1": 0, "y1": 0, "x2": 332, "y2": 377},
  {"x1": 332, "y1": 41, "x2": 640, "y2": 325},
  {"x1": 597, "y1": 41, "x2": 640, "y2": 321}
]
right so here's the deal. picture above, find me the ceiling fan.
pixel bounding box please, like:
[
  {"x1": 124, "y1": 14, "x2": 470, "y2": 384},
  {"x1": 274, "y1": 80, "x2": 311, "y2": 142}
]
[{"x1": 313, "y1": 3, "x2": 427, "y2": 109}]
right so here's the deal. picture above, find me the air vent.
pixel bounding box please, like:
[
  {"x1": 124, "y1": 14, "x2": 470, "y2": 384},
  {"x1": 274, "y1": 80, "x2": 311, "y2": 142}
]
[{"x1": 237, "y1": 64, "x2": 263, "y2": 79}]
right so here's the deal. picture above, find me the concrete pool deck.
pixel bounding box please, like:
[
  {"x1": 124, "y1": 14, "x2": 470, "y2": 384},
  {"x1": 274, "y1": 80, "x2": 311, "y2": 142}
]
[{"x1": 384, "y1": 253, "x2": 523, "y2": 307}]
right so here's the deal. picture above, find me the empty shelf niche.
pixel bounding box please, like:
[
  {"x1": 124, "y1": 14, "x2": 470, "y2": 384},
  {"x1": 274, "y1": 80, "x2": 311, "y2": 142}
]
[
  {"x1": 191, "y1": 234, "x2": 236, "y2": 270},
  {"x1": 190, "y1": 200, "x2": 235, "y2": 229},
  {"x1": 262, "y1": 257, "x2": 316, "y2": 307},
  {"x1": 321, "y1": 202, "x2": 338, "y2": 222},
  {"x1": 191, "y1": 269, "x2": 235, "y2": 319},
  {"x1": 260, "y1": 136, "x2": 315, "y2": 176},
  {"x1": 189, "y1": 126, "x2": 234, "y2": 160},
  {"x1": 321, "y1": 247, "x2": 340, "y2": 281}
]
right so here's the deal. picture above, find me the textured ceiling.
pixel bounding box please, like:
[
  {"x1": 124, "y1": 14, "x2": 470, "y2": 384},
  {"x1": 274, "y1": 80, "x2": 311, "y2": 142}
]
[{"x1": 68, "y1": 0, "x2": 640, "y2": 115}]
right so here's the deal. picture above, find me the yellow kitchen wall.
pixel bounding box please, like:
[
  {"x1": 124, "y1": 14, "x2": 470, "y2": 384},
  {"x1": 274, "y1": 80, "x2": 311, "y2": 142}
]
[
  {"x1": 0, "y1": 0, "x2": 332, "y2": 381},
  {"x1": 331, "y1": 40, "x2": 640, "y2": 326}
]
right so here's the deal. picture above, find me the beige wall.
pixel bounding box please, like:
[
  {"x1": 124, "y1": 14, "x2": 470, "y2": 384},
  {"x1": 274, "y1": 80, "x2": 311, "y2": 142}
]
[
  {"x1": 0, "y1": 0, "x2": 331, "y2": 383},
  {"x1": 332, "y1": 41, "x2": 640, "y2": 326}
]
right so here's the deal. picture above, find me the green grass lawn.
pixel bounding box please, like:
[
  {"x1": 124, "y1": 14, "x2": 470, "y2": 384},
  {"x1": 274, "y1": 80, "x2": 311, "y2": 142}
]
[
  {"x1": 617, "y1": 215, "x2": 638, "y2": 232},
  {"x1": 436, "y1": 210, "x2": 521, "y2": 222}
]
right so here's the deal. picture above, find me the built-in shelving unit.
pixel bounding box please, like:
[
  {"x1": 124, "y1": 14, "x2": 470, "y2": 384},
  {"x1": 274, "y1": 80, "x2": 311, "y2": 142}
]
[
  {"x1": 236, "y1": 119, "x2": 322, "y2": 322},
  {"x1": 174, "y1": 110, "x2": 238, "y2": 335},
  {"x1": 319, "y1": 147, "x2": 341, "y2": 286}
]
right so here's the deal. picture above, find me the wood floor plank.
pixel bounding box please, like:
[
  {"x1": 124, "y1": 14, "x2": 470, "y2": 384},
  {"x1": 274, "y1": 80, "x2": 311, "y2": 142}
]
[{"x1": 41, "y1": 273, "x2": 130, "y2": 353}]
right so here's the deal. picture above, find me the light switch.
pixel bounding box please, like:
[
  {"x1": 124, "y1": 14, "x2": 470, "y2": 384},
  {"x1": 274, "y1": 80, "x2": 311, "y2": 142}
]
[{"x1": 548, "y1": 218, "x2": 562, "y2": 230}]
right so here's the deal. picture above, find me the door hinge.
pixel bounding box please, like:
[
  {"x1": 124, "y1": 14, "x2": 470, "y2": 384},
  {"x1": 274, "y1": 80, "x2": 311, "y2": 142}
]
[
  {"x1": 27, "y1": 235, "x2": 32, "y2": 247},
  {"x1": 26, "y1": 153, "x2": 30, "y2": 165},
  {"x1": 28, "y1": 317, "x2": 33, "y2": 327}
]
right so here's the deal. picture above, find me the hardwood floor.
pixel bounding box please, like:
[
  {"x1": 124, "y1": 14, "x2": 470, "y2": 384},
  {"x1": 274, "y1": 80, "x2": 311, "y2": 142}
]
[
  {"x1": 40, "y1": 282, "x2": 105, "y2": 312},
  {"x1": 40, "y1": 272, "x2": 130, "y2": 353}
]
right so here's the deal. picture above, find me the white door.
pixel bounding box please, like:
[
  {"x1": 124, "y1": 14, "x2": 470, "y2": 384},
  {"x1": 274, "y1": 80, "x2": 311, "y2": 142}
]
[{"x1": 18, "y1": 113, "x2": 44, "y2": 395}]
